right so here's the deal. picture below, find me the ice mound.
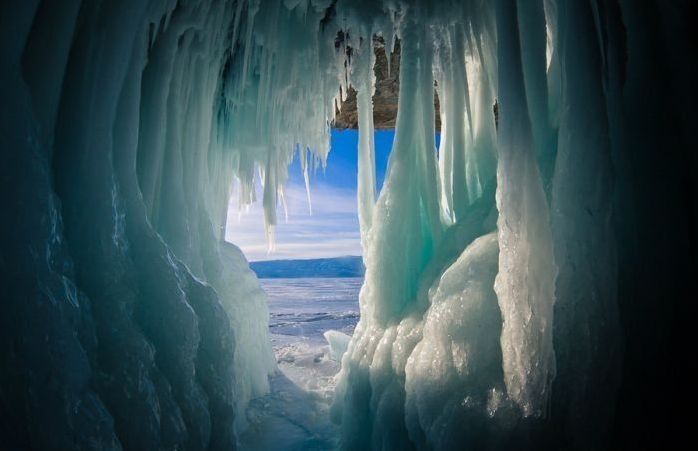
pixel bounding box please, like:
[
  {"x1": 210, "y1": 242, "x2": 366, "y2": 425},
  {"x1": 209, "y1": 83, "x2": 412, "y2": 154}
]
[
  {"x1": 324, "y1": 330, "x2": 352, "y2": 362},
  {"x1": 273, "y1": 340, "x2": 339, "y2": 399},
  {"x1": 405, "y1": 233, "x2": 512, "y2": 449}
]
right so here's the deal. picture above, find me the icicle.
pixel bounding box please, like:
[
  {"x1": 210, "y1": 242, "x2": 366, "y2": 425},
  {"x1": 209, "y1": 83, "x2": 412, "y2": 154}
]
[
  {"x1": 355, "y1": 34, "x2": 377, "y2": 239},
  {"x1": 464, "y1": 43, "x2": 486, "y2": 203},
  {"x1": 434, "y1": 22, "x2": 476, "y2": 222},
  {"x1": 360, "y1": 10, "x2": 442, "y2": 327},
  {"x1": 449, "y1": 23, "x2": 470, "y2": 221},
  {"x1": 265, "y1": 222, "x2": 276, "y2": 253},
  {"x1": 230, "y1": 0, "x2": 245, "y2": 50},
  {"x1": 278, "y1": 184, "x2": 289, "y2": 223},
  {"x1": 517, "y1": 0, "x2": 555, "y2": 183},
  {"x1": 386, "y1": 7, "x2": 399, "y2": 80},
  {"x1": 238, "y1": 0, "x2": 260, "y2": 100},
  {"x1": 262, "y1": 153, "x2": 278, "y2": 253},
  {"x1": 436, "y1": 65, "x2": 454, "y2": 222},
  {"x1": 385, "y1": 23, "x2": 395, "y2": 79},
  {"x1": 302, "y1": 149, "x2": 313, "y2": 215},
  {"x1": 461, "y1": 27, "x2": 474, "y2": 140},
  {"x1": 257, "y1": 165, "x2": 265, "y2": 187}
]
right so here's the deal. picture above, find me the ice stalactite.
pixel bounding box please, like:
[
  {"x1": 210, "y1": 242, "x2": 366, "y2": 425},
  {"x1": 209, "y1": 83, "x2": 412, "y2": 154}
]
[
  {"x1": 217, "y1": 0, "x2": 344, "y2": 248},
  {"x1": 301, "y1": 148, "x2": 314, "y2": 215},
  {"x1": 362, "y1": 13, "x2": 442, "y2": 326},
  {"x1": 466, "y1": 17, "x2": 498, "y2": 203},
  {"x1": 493, "y1": 0, "x2": 557, "y2": 417},
  {"x1": 517, "y1": 0, "x2": 556, "y2": 186},
  {"x1": 436, "y1": 23, "x2": 472, "y2": 223},
  {"x1": 353, "y1": 35, "x2": 378, "y2": 239}
]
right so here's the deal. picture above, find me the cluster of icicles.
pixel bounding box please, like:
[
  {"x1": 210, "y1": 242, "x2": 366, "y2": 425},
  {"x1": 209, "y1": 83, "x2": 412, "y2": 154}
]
[{"x1": 221, "y1": 0, "x2": 617, "y2": 449}]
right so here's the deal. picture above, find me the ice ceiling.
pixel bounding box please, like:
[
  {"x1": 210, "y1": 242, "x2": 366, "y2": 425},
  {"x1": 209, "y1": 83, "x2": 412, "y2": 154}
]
[{"x1": 1, "y1": 0, "x2": 694, "y2": 450}]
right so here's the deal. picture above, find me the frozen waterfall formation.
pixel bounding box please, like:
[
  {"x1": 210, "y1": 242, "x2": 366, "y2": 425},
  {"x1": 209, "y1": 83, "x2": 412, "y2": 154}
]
[{"x1": 1, "y1": 0, "x2": 695, "y2": 450}]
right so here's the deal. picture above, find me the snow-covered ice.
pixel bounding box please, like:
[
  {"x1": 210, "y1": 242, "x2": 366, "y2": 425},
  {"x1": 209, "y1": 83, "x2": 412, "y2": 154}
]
[
  {"x1": 239, "y1": 277, "x2": 361, "y2": 450},
  {"x1": 263, "y1": 278, "x2": 360, "y2": 397}
]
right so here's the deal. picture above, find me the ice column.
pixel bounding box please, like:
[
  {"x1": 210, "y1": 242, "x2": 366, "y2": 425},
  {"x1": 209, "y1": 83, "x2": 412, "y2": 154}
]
[
  {"x1": 493, "y1": 0, "x2": 557, "y2": 417},
  {"x1": 435, "y1": 24, "x2": 471, "y2": 222},
  {"x1": 517, "y1": 0, "x2": 556, "y2": 183},
  {"x1": 332, "y1": 13, "x2": 444, "y2": 449},
  {"x1": 365, "y1": 16, "x2": 442, "y2": 324}
]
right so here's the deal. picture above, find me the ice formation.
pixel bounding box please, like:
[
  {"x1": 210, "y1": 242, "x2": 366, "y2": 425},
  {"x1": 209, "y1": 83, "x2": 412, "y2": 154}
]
[
  {"x1": 1, "y1": 0, "x2": 694, "y2": 450},
  {"x1": 404, "y1": 232, "x2": 503, "y2": 449},
  {"x1": 324, "y1": 330, "x2": 352, "y2": 362},
  {"x1": 493, "y1": 1, "x2": 556, "y2": 417}
]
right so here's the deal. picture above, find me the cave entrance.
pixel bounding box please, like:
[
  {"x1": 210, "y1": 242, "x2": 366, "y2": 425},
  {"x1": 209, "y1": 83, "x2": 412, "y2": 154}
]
[
  {"x1": 213, "y1": 8, "x2": 455, "y2": 446},
  {"x1": 226, "y1": 129, "x2": 385, "y2": 380},
  {"x1": 222, "y1": 33, "x2": 445, "y2": 443},
  {"x1": 223, "y1": 129, "x2": 393, "y2": 447}
]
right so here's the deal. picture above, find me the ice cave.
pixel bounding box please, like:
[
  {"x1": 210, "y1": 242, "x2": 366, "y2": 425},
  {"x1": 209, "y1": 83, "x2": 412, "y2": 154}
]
[{"x1": 1, "y1": 0, "x2": 695, "y2": 450}]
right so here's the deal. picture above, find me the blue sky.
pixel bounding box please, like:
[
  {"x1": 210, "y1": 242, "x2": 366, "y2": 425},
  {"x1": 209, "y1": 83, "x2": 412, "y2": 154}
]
[{"x1": 225, "y1": 129, "x2": 394, "y2": 261}]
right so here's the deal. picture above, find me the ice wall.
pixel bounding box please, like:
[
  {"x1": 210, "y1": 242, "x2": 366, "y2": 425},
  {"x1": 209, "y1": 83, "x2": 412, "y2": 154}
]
[
  {"x1": 330, "y1": 0, "x2": 694, "y2": 450},
  {"x1": 0, "y1": 1, "x2": 369, "y2": 447},
  {"x1": 0, "y1": 1, "x2": 278, "y2": 448},
  {"x1": 548, "y1": 1, "x2": 620, "y2": 446}
]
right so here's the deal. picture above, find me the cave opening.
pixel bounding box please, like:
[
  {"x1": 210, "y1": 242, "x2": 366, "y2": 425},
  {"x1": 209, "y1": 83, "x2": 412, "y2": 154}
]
[
  {"x1": 1, "y1": 1, "x2": 695, "y2": 451},
  {"x1": 226, "y1": 129, "x2": 386, "y2": 449}
]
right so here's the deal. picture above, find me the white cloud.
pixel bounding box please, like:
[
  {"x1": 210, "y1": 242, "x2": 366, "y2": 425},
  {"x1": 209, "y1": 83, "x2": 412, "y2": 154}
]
[{"x1": 225, "y1": 181, "x2": 362, "y2": 261}]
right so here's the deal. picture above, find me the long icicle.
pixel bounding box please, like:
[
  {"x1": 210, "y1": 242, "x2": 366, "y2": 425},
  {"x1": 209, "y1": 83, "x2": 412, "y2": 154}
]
[{"x1": 355, "y1": 35, "x2": 377, "y2": 241}]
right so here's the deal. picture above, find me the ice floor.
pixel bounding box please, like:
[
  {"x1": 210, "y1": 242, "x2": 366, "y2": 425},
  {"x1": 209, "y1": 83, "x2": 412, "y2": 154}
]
[
  {"x1": 238, "y1": 372, "x2": 338, "y2": 450},
  {"x1": 239, "y1": 278, "x2": 362, "y2": 450}
]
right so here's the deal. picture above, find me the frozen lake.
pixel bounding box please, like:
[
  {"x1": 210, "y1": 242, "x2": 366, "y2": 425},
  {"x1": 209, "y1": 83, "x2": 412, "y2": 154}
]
[
  {"x1": 239, "y1": 278, "x2": 362, "y2": 450},
  {"x1": 263, "y1": 277, "x2": 361, "y2": 345},
  {"x1": 262, "y1": 277, "x2": 362, "y2": 396}
]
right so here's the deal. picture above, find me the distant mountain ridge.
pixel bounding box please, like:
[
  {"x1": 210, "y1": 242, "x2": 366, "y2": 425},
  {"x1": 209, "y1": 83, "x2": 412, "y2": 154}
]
[{"x1": 250, "y1": 256, "x2": 364, "y2": 278}]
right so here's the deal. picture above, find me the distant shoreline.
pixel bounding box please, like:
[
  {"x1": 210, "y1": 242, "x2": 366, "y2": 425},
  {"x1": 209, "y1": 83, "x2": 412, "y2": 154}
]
[{"x1": 249, "y1": 256, "x2": 364, "y2": 279}]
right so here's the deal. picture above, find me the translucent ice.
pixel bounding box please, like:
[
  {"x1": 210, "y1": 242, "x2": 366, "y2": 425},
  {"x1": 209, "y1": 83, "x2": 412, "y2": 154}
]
[
  {"x1": 493, "y1": 0, "x2": 556, "y2": 417},
  {"x1": 324, "y1": 330, "x2": 352, "y2": 362}
]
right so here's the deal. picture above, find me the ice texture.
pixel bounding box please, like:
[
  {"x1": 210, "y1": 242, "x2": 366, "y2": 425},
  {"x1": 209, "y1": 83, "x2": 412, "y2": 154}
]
[
  {"x1": 405, "y1": 233, "x2": 507, "y2": 450},
  {"x1": 548, "y1": 0, "x2": 621, "y2": 445},
  {"x1": 1, "y1": 1, "x2": 277, "y2": 448},
  {"x1": 493, "y1": 0, "x2": 557, "y2": 417},
  {"x1": 328, "y1": 0, "x2": 653, "y2": 449},
  {"x1": 1, "y1": 0, "x2": 693, "y2": 449},
  {"x1": 324, "y1": 330, "x2": 352, "y2": 362},
  {"x1": 353, "y1": 30, "x2": 378, "y2": 240}
]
